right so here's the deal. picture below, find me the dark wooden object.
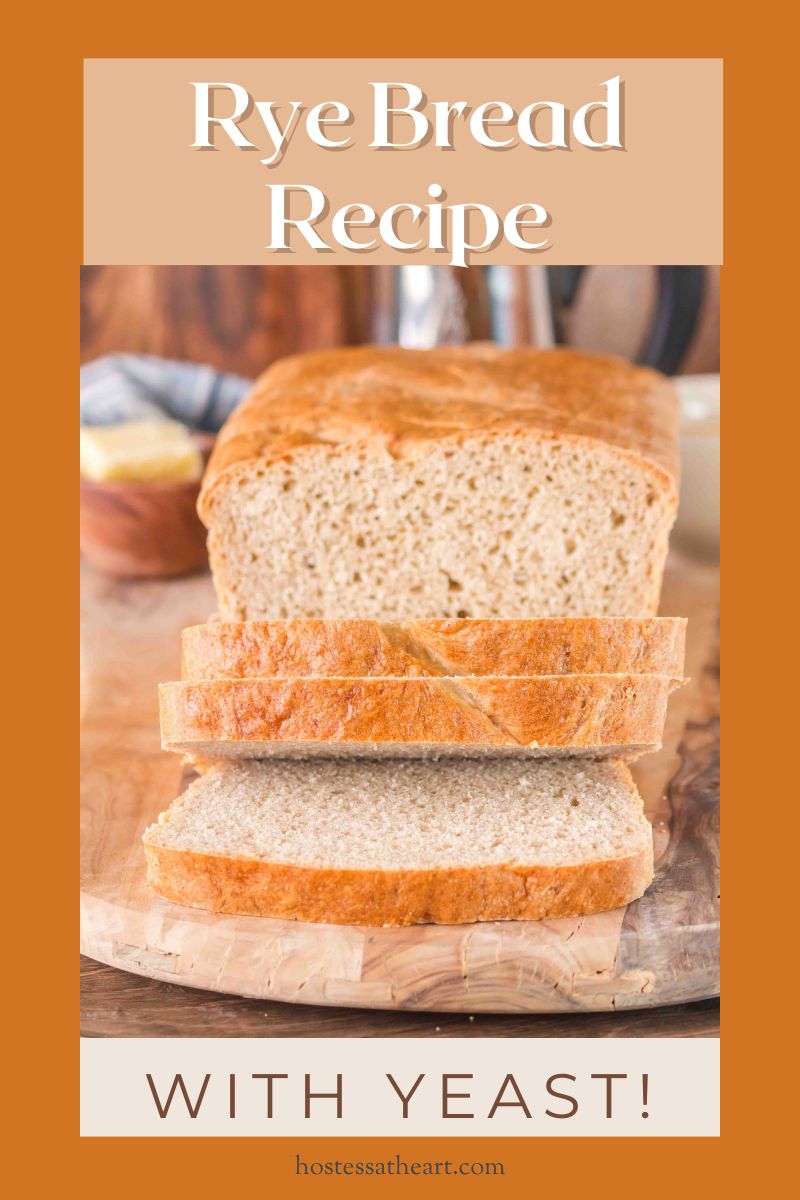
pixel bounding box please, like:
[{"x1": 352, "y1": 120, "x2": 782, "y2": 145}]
[{"x1": 80, "y1": 266, "x2": 382, "y2": 377}]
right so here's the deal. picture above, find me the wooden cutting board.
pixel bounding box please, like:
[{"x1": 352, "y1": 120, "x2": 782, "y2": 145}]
[{"x1": 80, "y1": 554, "x2": 719, "y2": 1013}]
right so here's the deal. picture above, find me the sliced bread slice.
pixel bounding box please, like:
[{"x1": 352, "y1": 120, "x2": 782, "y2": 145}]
[
  {"x1": 143, "y1": 757, "x2": 653, "y2": 925},
  {"x1": 181, "y1": 616, "x2": 686, "y2": 682},
  {"x1": 159, "y1": 674, "x2": 671, "y2": 760}
]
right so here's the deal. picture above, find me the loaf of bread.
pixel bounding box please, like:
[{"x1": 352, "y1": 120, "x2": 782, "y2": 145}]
[
  {"x1": 159, "y1": 673, "x2": 671, "y2": 760},
  {"x1": 181, "y1": 616, "x2": 686, "y2": 681},
  {"x1": 198, "y1": 346, "x2": 679, "y2": 621},
  {"x1": 143, "y1": 757, "x2": 653, "y2": 925}
]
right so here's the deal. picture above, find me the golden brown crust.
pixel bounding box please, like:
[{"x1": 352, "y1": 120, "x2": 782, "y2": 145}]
[
  {"x1": 159, "y1": 674, "x2": 670, "y2": 753},
  {"x1": 143, "y1": 840, "x2": 654, "y2": 926},
  {"x1": 181, "y1": 617, "x2": 686, "y2": 681},
  {"x1": 198, "y1": 345, "x2": 679, "y2": 521}
]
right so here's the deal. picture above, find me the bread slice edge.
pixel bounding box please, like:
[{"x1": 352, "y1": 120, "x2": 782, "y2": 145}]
[{"x1": 143, "y1": 839, "x2": 653, "y2": 926}]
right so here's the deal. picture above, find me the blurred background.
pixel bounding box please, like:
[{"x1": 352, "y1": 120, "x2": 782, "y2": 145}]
[
  {"x1": 81, "y1": 265, "x2": 719, "y2": 376},
  {"x1": 80, "y1": 266, "x2": 719, "y2": 577}
]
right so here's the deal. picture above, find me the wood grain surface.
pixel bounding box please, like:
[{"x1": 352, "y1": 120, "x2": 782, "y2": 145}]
[
  {"x1": 80, "y1": 551, "x2": 719, "y2": 1024},
  {"x1": 81, "y1": 956, "x2": 718, "y2": 1037}
]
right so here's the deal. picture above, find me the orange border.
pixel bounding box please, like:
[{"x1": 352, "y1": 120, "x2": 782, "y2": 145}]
[{"x1": 10, "y1": 0, "x2": 787, "y2": 1188}]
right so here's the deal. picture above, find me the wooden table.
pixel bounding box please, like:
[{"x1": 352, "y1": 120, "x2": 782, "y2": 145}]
[{"x1": 81, "y1": 956, "x2": 718, "y2": 1037}]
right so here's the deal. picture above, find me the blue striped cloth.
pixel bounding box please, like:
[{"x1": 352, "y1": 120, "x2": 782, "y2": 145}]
[{"x1": 80, "y1": 354, "x2": 252, "y2": 431}]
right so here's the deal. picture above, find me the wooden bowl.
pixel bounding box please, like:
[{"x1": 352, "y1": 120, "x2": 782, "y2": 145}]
[{"x1": 80, "y1": 434, "x2": 215, "y2": 579}]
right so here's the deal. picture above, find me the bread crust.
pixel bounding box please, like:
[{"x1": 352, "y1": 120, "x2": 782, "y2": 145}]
[
  {"x1": 143, "y1": 840, "x2": 654, "y2": 926},
  {"x1": 159, "y1": 674, "x2": 670, "y2": 754},
  {"x1": 181, "y1": 617, "x2": 686, "y2": 682},
  {"x1": 198, "y1": 345, "x2": 680, "y2": 522}
]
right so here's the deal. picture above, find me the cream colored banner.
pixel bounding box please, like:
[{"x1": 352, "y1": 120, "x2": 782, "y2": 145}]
[
  {"x1": 84, "y1": 59, "x2": 722, "y2": 266},
  {"x1": 81, "y1": 1037, "x2": 720, "y2": 1136}
]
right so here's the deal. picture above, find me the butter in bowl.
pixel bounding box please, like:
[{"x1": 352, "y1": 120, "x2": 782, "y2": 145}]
[{"x1": 79, "y1": 420, "x2": 214, "y2": 578}]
